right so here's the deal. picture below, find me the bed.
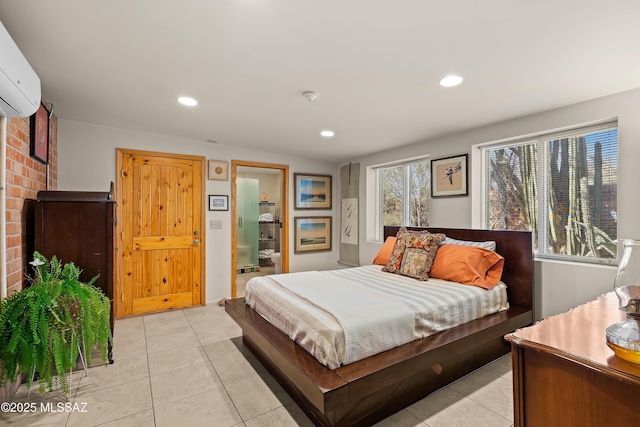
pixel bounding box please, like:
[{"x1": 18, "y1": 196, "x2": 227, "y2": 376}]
[{"x1": 225, "y1": 226, "x2": 533, "y2": 426}]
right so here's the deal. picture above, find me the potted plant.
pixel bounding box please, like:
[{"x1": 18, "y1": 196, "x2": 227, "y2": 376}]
[{"x1": 0, "y1": 252, "x2": 111, "y2": 396}]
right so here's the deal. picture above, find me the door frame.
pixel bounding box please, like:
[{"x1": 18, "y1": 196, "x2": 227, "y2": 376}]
[
  {"x1": 231, "y1": 160, "x2": 289, "y2": 298},
  {"x1": 115, "y1": 148, "x2": 206, "y2": 318}
]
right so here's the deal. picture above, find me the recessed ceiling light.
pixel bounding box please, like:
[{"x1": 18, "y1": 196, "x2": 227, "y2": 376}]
[
  {"x1": 178, "y1": 96, "x2": 198, "y2": 106},
  {"x1": 439, "y1": 75, "x2": 463, "y2": 87},
  {"x1": 320, "y1": 130, "x2": 335, "y2": 137}
]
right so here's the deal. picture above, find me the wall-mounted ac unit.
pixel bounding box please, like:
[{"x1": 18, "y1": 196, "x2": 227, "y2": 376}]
[{"x1": 0, "y1": 20, "x2": 41, "y2": 118}]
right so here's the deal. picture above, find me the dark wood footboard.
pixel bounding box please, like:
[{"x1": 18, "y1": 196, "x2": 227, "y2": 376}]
[{"x1": 226, "y1": 298, "x2": 532, "y2": 426}]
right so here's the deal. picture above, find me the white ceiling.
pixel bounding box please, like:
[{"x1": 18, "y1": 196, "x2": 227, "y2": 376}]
[{"x1": 1, "y1": 1, "x2": 639, "y2": 163}]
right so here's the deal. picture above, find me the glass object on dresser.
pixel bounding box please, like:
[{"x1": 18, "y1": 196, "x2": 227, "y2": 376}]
[
  {"x1": 258, "y1": 201, "x2": 279, "y2": 266},
  {"x1": 605, "y1": 239, "x2": 640, "y2": 364}
]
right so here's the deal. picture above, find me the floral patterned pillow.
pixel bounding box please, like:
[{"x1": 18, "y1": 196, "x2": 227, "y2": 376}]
[
  {"x1": 382, "y1": 228, "x2": 445, "y2": 280},
  {"x1": 399, "y1": 248, "x2": 430, "y2": 280}
]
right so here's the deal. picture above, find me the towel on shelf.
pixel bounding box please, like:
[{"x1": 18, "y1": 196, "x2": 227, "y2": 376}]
[{"x1": 258, "y1": 249, "x2": 275, "y2": 258}]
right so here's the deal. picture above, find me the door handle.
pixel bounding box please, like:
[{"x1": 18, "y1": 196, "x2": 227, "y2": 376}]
[
  {"x1": 238, "y1": 217, "x2": 243, "y2": 228},
  {"x1": 193, "y1": 239, "x2": 200, "y2": 244}
]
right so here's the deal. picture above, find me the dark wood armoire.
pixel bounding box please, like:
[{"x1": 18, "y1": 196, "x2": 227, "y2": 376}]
[{"x1": 34, "y1": 186, "x2": 116, "y2": 363}]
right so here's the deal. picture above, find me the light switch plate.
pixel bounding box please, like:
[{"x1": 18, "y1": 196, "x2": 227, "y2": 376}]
[{"x1": 210, "y1": 220, "x2": 222, "y2": 229}]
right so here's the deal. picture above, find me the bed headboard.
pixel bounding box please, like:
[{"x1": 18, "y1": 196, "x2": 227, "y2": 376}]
[{"x1": 383, "y1": 226, "x2": 533, "y2": 311}]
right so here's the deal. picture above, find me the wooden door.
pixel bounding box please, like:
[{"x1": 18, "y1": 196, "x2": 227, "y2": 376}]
[{"x1": 118, "y1": 150, "x2": 205, "y2": 316}]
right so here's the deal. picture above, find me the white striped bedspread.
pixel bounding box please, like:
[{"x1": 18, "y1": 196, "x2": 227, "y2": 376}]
[{"x1": 244, "y1": 264, "x2": 509, "y2": 369}]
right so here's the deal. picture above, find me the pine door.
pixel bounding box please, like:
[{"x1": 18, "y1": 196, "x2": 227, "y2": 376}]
[{"x1": 119, "y1": 150, "x2": 204, "y2": 316}]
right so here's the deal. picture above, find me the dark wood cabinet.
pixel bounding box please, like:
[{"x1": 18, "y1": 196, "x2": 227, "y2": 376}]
[
  {"x1": 34, "y1": 188, "x2": 116, "y2": 362},
  {"x1": 505, "y1": 293, "x2": 640, "y2": 427}
]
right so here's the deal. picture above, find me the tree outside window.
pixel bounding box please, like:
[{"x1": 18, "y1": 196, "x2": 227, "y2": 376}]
[
  {"x1": 485, "y1": 124, "x2": 617, "y2": 262},
  {"x1": 380, "y1": 160, "x2": 430, "y2": 234}
]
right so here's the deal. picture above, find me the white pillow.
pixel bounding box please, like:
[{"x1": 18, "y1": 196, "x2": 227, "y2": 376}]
[{"x1": 441, "y1": 237, "x2": 496, "y2": 251}]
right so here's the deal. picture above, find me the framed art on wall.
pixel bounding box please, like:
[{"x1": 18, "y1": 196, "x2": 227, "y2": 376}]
[
  {"x1": 209, "y1": 195, "x2": 229, "y2": 211},
  {"x1": 294, "y1": 216, "x2": 332, "y2": 253},
  {"x1": 294, "y1": 173, "x2": 332, "y2": 209},
  {"x1": 431, "y1": 154, "x2": 468, "y2": 197},
  {"x1": 30, "y1": 102, "x2": 49, "y2": 164},
  {"x1": 208, "y1": 160, "x2": 229, "y2": 181}
]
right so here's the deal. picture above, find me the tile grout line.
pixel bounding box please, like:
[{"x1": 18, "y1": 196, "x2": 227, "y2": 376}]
[
  {"x1": 462, "y1": 374, "x2": 514, "y2": 424},
  {"x1": 89, "y1": 317, "x2": 155, "y2": 427},
  {"x1": 142, "y1": 314, "x2": 158, "y2": 427},
  {"x1": 403, "y1": 361, "x2": 514, "y2": 426},
  {"x1": 63, "y1": 363, "x2": 81, "y2": 427},
  {"x1": 189, "y1": 309, "x2": 247, "y2": 424}
]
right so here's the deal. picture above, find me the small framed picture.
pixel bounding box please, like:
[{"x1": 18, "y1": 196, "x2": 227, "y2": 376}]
[
  {"x1": 431, "y1": 154, "x2": 468, "y2": 197},
  {"x1": 294, "y1": 216, "x2": 332, "y2": 253},
  {"x1": 294, "y1": 173, "x2": 332, "y2": 210},
  {"x1": 208, "y1": 160, "x2": 229, "y2": 181},
  {"x1": 30, "y1": 102, "x2": 49, "y2": 164},
  {"x1": 209, "y1": 195, "x2": 229, "y2": 211}
]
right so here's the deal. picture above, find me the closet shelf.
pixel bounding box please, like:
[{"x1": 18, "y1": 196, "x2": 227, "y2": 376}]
[{"x1": 259, "y1": 201, "x2": 279, "y2": 266}]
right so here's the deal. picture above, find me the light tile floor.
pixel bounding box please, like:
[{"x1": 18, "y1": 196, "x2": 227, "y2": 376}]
[{"x1": 1, "y1": 304, "x2": 515, "y2": 426}]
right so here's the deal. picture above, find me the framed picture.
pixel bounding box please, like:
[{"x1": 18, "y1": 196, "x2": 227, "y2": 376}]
[
  {"x1": 209, "y1": 195, "x2": 229, "y2": 211},
  {"x1": 431, "y1": 154, "x2": 468, "y2": 197},
  {"x1": 30, "y1": 102, "x2": 49, "y2": 164},
  {"x1": 208, "y1": 160, "x2": 229, "y2": 181},
  {"x1": 294, "y1": 173, "x2": 332, "y2": 209},
  {"x1": 294, "y1": 216, "x2": 332, "y2": 253}
]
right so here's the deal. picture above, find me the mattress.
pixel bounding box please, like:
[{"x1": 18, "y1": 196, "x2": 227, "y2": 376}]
[{"x1": 245, "y1": 265, "x2": 509, "y2": 368}]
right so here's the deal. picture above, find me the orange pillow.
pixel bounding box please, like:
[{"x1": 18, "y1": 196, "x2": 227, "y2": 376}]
[
  {"x1": 372, "y1": 236, "x2": 397, "y2": 265},
  {"x1": 429, "y1": 245, "x2": 504, "y2": 289}
]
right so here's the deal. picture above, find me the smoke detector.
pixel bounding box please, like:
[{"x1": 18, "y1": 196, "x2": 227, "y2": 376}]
[{"x1": 302, "y1": 91, "x2": 318, "y2": 102}]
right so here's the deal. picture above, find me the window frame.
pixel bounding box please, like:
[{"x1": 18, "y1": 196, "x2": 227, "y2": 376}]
[
  {"x1": 373, "y1": 156, "x2": 430, "y2": 241},
  {"x1": 480, "y1": 121, "x2": 618, "y2": 265}
]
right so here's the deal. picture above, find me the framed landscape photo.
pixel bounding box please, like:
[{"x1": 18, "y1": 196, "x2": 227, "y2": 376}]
[
  {"x1": 209, "y1": 195, "x2": 229, "y2": 211},
  {"x1": 431, "y1": 154, "x2": 468, "y2": 197},
  {"x1": 30, "y1": 102, "x2": 49, "y2": 164},
  {"x1": 294, "y1": 173, "x2": 332, "y2": 209},
  {"x1": 294, "y1": 216, "x2": 332, "y2": 253}
]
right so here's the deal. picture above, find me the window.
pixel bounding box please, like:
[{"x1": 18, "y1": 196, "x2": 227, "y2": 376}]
[
  {"x1": 375, "y1": 159, "x2": 430, "y2": 239},
  {"x1": 483, "y1": 123, "x2": 618, "y2": 263}
]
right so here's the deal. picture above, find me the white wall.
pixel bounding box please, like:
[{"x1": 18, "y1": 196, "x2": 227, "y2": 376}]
[
  {"x1": 57, "y1": 120, "x2": 339, "y2": 303},
  {"x1": 352, "y1": 87, "x2": 640, "y2": 319}
]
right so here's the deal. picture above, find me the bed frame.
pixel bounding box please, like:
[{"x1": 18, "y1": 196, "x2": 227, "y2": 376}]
[{"x1": 225, "y1": 227, "x2": 533, "y2": 426}]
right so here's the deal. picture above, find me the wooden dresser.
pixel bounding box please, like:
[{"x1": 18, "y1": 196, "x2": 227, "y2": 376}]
[
  {"x1": 505, "y1": 292, "x2": 640, "y2": 426},
  {"x1": 34, "y1": 188, "x2": 116, "y2": 362}
]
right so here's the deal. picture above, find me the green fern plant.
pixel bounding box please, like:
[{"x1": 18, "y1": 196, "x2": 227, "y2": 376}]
[{"x1": 0, "y1": 252, "x2": 112, "y2": 396}]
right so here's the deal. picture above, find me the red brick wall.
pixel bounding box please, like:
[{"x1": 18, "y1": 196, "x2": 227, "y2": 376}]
[
  {"x1": 0, "y1": 106, "x2": 57, "y2": 403},
  {"x1": 4, "y1": 105, "x2": 57, "y2": 295}
]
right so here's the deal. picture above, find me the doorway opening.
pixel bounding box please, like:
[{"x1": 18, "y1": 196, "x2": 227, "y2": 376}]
[{"x1": 231, "y1": 161, "x2": 289, "y2": 298}]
